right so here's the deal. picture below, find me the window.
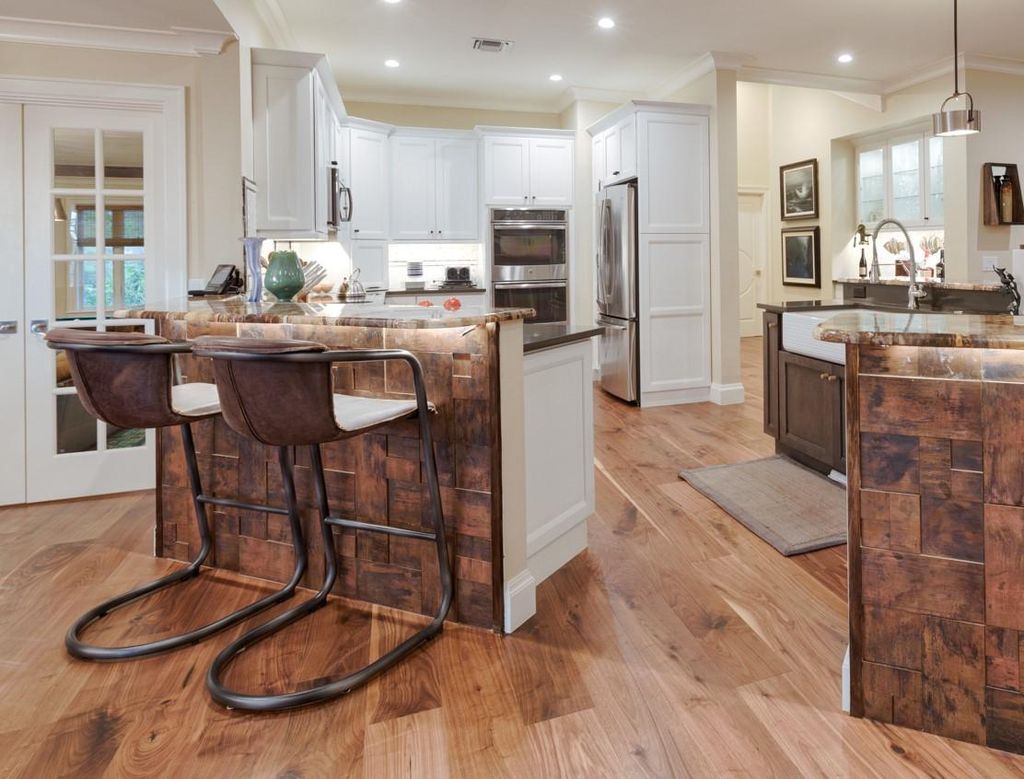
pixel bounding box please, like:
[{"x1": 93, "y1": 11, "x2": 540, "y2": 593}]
[{"x1": 856, "y1": 129, "x2": 943, "y2": 228}]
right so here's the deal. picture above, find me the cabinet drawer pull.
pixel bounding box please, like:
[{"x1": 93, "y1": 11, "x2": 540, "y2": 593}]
[
  {"x1": 767, "y1": 321, "x2": 777, "y2": 328},
  {"x1": 819, "y1": 372, "x2": 828, "y2": 381},
  {"x1": 828, "y1": 375, "x2": 839, "y2": 383}
]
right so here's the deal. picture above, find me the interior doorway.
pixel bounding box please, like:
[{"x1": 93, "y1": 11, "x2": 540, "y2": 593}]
[
  {"x1": 0, "y1": 80, "x2": 186, "y2": 505},
  {"x1": 737, "y1": 189, "x2": 768, "y2": 338}
]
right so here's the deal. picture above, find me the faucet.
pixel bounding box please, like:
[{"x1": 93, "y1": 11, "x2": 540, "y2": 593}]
[{"x1": 872, "y1": 218, "x2": 927, "y2": 310}]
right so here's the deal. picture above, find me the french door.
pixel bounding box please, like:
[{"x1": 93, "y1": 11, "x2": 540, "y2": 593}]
[{"x1": 15, "y1": 104, "x2": 168, "y2": 502}]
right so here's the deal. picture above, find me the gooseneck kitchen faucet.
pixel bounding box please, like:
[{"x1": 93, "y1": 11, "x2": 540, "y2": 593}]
[{"x1": 872, "y1": 218, "x2": 927, "y2": 310}]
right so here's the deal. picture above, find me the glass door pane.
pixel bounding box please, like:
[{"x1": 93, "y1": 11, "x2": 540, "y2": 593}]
[
  {"x1": 891, "y1": 139, "x2": 921, "y2": 221},
  {"x1": 858, "y1": 148, "x2": 885, "y2": 224},
  {"x1": 929, "y1": 137, "x2": 944, "y2": 225}
]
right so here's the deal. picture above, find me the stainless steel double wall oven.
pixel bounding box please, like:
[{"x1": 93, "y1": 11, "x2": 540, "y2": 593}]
[{"x1": 490, "y1": 208, "x2": 568, "y2": 324}]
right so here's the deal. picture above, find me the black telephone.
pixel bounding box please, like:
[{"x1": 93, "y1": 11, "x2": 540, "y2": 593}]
[{"x1": 190, "y1": 264, "x2": 243, "y2": 297}]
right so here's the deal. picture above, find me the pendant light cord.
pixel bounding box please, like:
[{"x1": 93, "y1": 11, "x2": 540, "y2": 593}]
[{"x1": 953, "y1": 0, "x2": 960, "y2": 96}]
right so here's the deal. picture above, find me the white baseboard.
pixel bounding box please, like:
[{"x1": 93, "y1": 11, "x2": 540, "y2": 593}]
[
  {"x1": 710, "y1": 382, "x2": 746, "y2": 405},
  {"x1": 841, "y1": 645, "x2": 851, "y2": 713},
  {"x1": 503, "y1": 569, "x2": 537, "y2": 634},
  {"x1": 528, "y1": 519, "x2": 588, "y2": 585},
  {"x1": 640, "y1": 386, "x2": 711, "y2": 407}
]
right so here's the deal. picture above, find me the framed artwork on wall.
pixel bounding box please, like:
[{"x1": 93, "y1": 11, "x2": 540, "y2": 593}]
[
  {"x1": 780, "y1": 159, "x2": 819, "y2": 220},
  {"x1": 782, "y1": 226, "x2": 821, "y2": 287}
]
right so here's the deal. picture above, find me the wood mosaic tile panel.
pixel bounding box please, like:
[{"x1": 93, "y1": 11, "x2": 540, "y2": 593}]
[
  {"x1": 849, "y1": 345, "x2": 1024, "y2": 753},
  {"x1": 155, "y1": 319, "x2": 503, "y2": 630}
]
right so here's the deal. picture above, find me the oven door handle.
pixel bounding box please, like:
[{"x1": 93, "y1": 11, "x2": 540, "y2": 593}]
[
  {"x1": 491, "y1": 223, "x2": 567, "y2": 231},
  {"x1": 492, "y1": 281, "x2": 567, "y2": 290}
]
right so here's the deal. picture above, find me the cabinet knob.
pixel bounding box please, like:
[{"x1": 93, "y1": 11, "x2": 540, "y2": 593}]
[
  {"x1": 767, "y1": 321, "x2": 777, "y2": 328},
  {"x1": 819, "y1": 372, "x2": 829, "y2": 381},
  {"x1": 612, "y1": 170, "x2": 620, "y2": 176},
  {"x1": 354, "y1": 228, "x2": 360, "y2": 233},
  {"x1": 524, "y1": 195, "x2": 529, "y2": 201},
  {"x1": 828, "y1": 375, "x2": 839, "y2": 383}
]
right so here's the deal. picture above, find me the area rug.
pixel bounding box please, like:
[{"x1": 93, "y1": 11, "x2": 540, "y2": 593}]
[{"x1": 678, "y1": 455, "x2": 846, "y2": 556}]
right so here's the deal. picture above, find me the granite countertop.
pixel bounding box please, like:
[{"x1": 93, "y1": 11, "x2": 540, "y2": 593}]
[
  {"x1": 836, "y1": 277, "x2": 1004, "y2": 292},
  {"x1": 113, "y1": 297, "x2": 533, "y2": 330},
  {"x1": 522, "y1": 323, "x2": 604, "y2": 353},
  {"x1": 387, "y1": 286, "x2": 486, "y2": 296},
  {"x1": 758, "y1": 299, "x2": 856, "y2": 313},
  {"x1": 815, "y1": 310, "x2": 1024, "y2": 349}
]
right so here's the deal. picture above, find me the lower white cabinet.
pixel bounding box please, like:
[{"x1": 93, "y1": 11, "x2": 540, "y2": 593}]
[
  {"x1": 638, "y1": 233, "x2": 711, "y2": 405},
  {"x1": 349, "y1": 240, "x2": 388, "y2": 290}
]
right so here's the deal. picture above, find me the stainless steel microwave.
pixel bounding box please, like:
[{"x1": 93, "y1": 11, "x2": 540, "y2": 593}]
[{"x1": 489, "y1": 208, "x2": 567, "y2": 282}]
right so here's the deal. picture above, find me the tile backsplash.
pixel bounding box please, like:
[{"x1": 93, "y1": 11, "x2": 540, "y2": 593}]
[{"x1": 388, "y1": 243, "x2": 484, "y2": 289}]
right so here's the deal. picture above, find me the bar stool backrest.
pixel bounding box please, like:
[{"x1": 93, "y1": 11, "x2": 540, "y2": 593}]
[
  {"x1": 45, "y1": 328, "x2": 185, "y2": 429},
  {"x1": 192, "y1": 336, "x2": 339, "y2": 447}
]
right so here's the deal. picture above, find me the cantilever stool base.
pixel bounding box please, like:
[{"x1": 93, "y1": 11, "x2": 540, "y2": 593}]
[
  {"x1": 194, "y1": 337, "x2": 453, "y2": 711},
  {"x1": 45, "y1": 329, "x2": 309, "y2": 662}
]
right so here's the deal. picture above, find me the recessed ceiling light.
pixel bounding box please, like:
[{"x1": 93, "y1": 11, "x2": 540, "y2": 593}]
[
  {"x1": 837, "y1": 53, "x2": 853, "y2": 64},
  {"x1": 549, "y1": 74, "x2": 563, "y2": 82},
  {"x1": 384, "y1": 59, "x2": 400, "y2": 68},
  {"x1": 598, "y1": 17, "x2": 615, "y2": 29},
  {"x1": 383, "y1": 0, "x2": 401, "y2": 4}
]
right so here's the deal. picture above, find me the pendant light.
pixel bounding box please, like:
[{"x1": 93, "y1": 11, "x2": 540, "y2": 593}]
[{"x1": 932, "y1": 0, "x2": 981, "y2": 136}]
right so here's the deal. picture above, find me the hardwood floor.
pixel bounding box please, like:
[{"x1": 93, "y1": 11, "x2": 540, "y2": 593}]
[{"x1": 3, "y1": 336, "x2": 1024, "y2": 777}]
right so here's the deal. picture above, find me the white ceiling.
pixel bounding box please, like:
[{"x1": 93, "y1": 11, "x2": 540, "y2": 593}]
[{"x1": 271, "y1": 0, "x2": 1024, "y2": 111}]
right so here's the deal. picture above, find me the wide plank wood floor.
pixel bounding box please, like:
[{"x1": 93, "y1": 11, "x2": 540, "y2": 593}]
[{"x1": 3, "y1": 337, "x2": 1024, "y2": 777}]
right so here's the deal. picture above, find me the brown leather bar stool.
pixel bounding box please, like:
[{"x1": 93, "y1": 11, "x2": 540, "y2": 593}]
[
  {"x1": 193, "y1": 336, "x2": 453, "y2": 711},
  {"x1": 45, "y1": 328, "x2": 309, "y2": 660}
]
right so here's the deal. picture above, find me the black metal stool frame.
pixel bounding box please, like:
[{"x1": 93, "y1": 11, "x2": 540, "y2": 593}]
[
  {"x1": 200, "y1": 348, "x2": 454, "y2": 711},
  {"x1": 49, "y1": 340, "x2": 309, "y2": 661}
]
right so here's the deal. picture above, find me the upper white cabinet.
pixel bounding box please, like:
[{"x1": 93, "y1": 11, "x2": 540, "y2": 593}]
[
  {"x1": 390, "y1": 133, "x2": 479, "y2": 240},
  {"x1": 637, "y1": 112, "x2": 709, "y2": 234},
  {"x1": 591, "y1": 115, "x2": 636, "y2": 190},
  {"x1": 348, "y1": 125, "x2": 390, "y2": 240},
  {"x1": 482, "y1": 133, "x2": 574, "y2": 207},
  {"x1": 251, "y1": 49, "x2": 346, "y2": 239}
]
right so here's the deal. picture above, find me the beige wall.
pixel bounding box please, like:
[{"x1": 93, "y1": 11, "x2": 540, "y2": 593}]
[
  {"x1": 0, "y1": 40, "x2": 243, "y2": 280},
  {"x1": 666, "y1": 69, "x2": 743, "y2": 396},
  {"x1": 345, "y1": 100, "x2": 560, "y2": 130},
  {"x1": 737, "y1": 81, "x2": 771, "y2": 190}
]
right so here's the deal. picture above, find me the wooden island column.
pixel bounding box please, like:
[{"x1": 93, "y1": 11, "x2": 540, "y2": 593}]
[{"x1": 818, "y1": 311, "x2": 1024, "y2": 754}]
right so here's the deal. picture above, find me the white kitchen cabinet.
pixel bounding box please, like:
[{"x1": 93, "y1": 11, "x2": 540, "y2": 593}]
[
  {"x1": 349, "y1": 240, "x2": 388, "y2": 290},
  {"x1": 482, "y1": 134, "x2": 574, "y2": 207},
  {"x1": 390, "y1": 134, "x2": 479, "y2": 240},
  {"x1": 637, "y1": 112, "x2": 709, "y2": 234},
  {"x1": 349, "y1": 127, "x2": 390, "y2": 240},
  {"x1": 592, "y1": 116, "x2": 636, "y2": 191},
  {"x1": 591, "y1": 132, "x2": 606, "y2": 192},
  {"x1": 251, "y1": 50, "x2": 346, "y2": 239}
]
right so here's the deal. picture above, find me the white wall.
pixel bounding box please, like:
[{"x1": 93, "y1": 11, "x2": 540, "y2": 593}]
[{"x1": 0, "y1": 40, "x2": 244, "y2": 279}]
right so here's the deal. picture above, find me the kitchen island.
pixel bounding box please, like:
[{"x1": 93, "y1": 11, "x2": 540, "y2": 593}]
[
  {"x1": 113, "y1": 298, "x2": 600, "y2": 633},
  {"x1": 817, "y1": 310, "x2": 1024, "y2": 754}
]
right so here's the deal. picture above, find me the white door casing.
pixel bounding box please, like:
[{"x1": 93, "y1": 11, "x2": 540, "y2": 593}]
[
  {"x1": 738, "y1": 190, "x2": 768, "y2": 338},
  {"x1": 0, "y1": 103, "x2": 26, "y2": 506}
]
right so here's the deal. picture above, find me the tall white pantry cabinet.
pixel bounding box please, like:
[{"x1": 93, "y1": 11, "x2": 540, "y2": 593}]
[{"x1": 590, "y1": 101, "x2": 711, "y2": 407}]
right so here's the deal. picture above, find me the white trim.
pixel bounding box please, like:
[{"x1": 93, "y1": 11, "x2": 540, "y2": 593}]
[
  {"x1": 503, "y1": 570, "x2": 537, "y2": 633},
  {"x1": 587, "y1": 99, "x2": 711, "y2": 136},
  {"x1": 0, "y1": 16, "x2": 234, "y2": 57},
  {"x1": 738, "y1": 184, "x2": 769, "y2": 194},
  {"x1": 527, "y1": 521, "x2": 587, "y2": 586},
  {"x1": 474, "y1": 125, "x2": 575, "y2": 139},
  {"x1": 738, "y1": 65, "x2": 881, "y2": 95},
  {"x1": 555, "y1": 85, "x2": 636, "y2": 113},
  {"x1": 830, "y1": 92, "x2": 884, "y2": 112},
  {"x1": 710, "y1": 382, "x2": 746, "y2": 405},
  {"x1": 640, "y1": 387, "x2": 712, "y2": 407},
  {"x1": 250, "y1": 0, "x2": 296, "y2": 50},
  {"x1": 341, "y1": 88, "x2": 562, "y2": 115}
]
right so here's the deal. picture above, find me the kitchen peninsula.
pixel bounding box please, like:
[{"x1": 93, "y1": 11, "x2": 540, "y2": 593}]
[
  {"x1": 817, "y1": 310, "x2": 1024, "y2": 754},
  {"x1": 113, "y1": 298, "x2": 601, "y2": 634}
]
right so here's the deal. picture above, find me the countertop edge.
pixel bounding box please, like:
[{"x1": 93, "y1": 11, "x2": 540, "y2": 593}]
[{"x1": 522, "y1": 325, "x2": 604, "y2": 354}]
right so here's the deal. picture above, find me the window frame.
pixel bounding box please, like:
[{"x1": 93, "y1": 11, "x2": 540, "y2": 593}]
[{"x1": 856, "y1": 126, "x2": 943, "y2": 230}]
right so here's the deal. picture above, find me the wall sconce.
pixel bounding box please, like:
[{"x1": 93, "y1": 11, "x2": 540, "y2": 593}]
[{"x1": 853, "y1": 224, "x2": 870, "y2": 247}]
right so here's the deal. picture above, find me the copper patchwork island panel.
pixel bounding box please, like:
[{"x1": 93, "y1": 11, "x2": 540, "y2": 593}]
[
  {"x1": 157, "y1": 319, "x2": 502, "y2": 630},
  {"x1": 849, "y1": 343, "x2": 1024, "y2": 753}
]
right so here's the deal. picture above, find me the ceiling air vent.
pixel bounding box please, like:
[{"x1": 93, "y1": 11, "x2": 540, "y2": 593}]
[{"x1": 473, "y1": 38, "x2": 513, "y2": 54}]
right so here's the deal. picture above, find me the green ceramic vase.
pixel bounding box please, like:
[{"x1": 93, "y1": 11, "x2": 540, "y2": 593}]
[{"x1": 264, "y1": 250, "x2": 304, "y2": 302}]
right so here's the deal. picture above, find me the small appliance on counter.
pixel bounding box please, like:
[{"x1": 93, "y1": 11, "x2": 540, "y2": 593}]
[
  {"x1": 404, "y1": 261, "x2": 426, "y2": 291},
  {"x1": 440, "y1": 265, "x2": 476, "y2": 290}
]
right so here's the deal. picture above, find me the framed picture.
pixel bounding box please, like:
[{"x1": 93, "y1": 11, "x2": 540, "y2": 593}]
[
  {"x1": 780, "y1": 159, "x2": 818, "y2": 220},
  {"x1": 782, "y1": 226, "x2": 821, "y2": 287}
]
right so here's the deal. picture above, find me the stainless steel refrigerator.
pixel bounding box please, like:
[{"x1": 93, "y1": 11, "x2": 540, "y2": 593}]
[{"x1": 595, "y1": 181, "x2": 638, "y2": 402}]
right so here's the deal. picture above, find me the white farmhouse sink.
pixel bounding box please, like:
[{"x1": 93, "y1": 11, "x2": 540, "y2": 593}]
[{"x1": 783, "y1": 310, "x2": 848, "y2": 366}]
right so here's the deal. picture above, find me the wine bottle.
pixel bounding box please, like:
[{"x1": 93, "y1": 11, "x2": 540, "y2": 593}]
[
  {"x1": 936, "y1": 249, "x2": 945, "y2": 281},
  {"x1": 1001, "y1": 175, "x2": 1015, "y2": 224},
  {"x1": 858, "y1": 247, "x2": 868, "y2": 279}
]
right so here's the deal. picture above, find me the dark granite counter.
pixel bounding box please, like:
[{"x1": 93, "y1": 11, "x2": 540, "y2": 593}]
[
  {"x1": 522, "y1": 323, "x2": 604, "y2": 354},
  {"x1": 815, "y1": 309, "x2": 1022, "y2": 349},
  {"x1": 386, "y1": 286, "x2": 486, "y2": 296}
]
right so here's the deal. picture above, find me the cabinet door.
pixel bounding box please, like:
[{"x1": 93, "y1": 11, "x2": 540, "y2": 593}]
[
  {"x1": 604, "y1": 127, "x2": 620, "y2": 183},
  {"x1": 252, "y1": 64, "x2": 316, "y2": 234},
  {"x1": 390, "y1": 136, "x2": 436, "y2": 240},
  {"x1": 483, "y1": 137, "x2": 530, "y2": 205},
  {"x1": 763, "y1": 311, "x2": 781, "y2": 438},
  {"x1": 350, "y1": 240, "x2": 388, "y2": 290},
  {"x1": 638, "y1": 234, "x2": 711, "y2": 393},
  {"x1": 349, "y1": 129, "x2": 389, "y2": 239},
  {"x1": 312, "y1": 73, "x2": 331, "y2": 235},
  {"x1": 529, "y1": 138, "x2": 574, "y2": 206},
  {"x1": 778, "y1": 351, "x2": 843, "y2": 468},
  {"x1": 637, "y1": 112, "x2": 709, "y2": 233},
  {"x1": 615, "y1": 115, "x2": 637, "y2": 180},
  {"x1": 591, "y1": 132, "x2": 606, "y2": 192},
  {"x1": 436, "y1": 138, "x2": 479, "y2": 240}
]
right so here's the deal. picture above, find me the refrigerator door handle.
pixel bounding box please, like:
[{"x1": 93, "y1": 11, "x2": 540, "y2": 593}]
[
  {"x1": 600, "y1": 199, "x2": 614, "y2": 304},
  {"x1": 595, "y1": 198, "x2": 608, "y2": 311}
]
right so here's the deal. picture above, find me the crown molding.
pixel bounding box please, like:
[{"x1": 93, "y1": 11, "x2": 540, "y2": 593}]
[
  {"x1": 555, "y1": 86, "x2": 635, "y2": 113},
  {"x1": 0, "y1": 16, "x2": 235, "y2": 57},
  {"x1": 882, "y1": 52, "x2": 1024, "y2": 95},
  {"x1": 650, "y1": 51, "x2": 755, "y2": 98},
  {"x1": 250, "y1": 0, "x2": 295, "y2": 49},
  {"x1": 738, "y1": 65, "x2": 882, "y2": 95},
  {"x1": 340, "y1": 88, "x2": 562, "y2": 116},
  {"x1": 830, "y1": 91, "x2": 885, "y2": 112}
]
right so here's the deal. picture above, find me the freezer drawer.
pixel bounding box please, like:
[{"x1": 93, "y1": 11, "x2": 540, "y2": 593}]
[{"x1": 598, "y1": 316, "x2": 637, "y2": 402}]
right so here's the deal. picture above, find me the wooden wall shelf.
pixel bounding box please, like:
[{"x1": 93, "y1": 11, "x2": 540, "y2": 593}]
[{"x1": 983, "y1": 163, "x2": 1024, "y2": 226}]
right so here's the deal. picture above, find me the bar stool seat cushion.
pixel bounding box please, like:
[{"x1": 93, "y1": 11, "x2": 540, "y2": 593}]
[
  {"x1": 172, "y1": 383, "x2": 222, "y2": 417},
  {"x1": 333, "y1": 393, "x2": 433, "y2": 432},
  {"x1": 47, "y1": 328, "x2": 169, "y2": 346}
]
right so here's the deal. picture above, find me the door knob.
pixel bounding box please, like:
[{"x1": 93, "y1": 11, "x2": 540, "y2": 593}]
[
  {"x1": 0, "y1": 320, "x2": 17, "y2": 334},
  {"x1": 30, "y1": 320, "x2": 48, "y2": 337}
]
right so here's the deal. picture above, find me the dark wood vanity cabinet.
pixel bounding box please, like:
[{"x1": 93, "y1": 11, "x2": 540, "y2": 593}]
[{"x1": 762, "y1": 311, "x2": 846, "y2": 475}]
